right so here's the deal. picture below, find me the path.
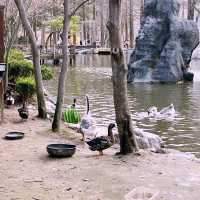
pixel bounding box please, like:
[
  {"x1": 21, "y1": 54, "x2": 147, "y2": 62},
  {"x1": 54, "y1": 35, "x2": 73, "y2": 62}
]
[{"x1": 0, "y1": 107, "x2": 200, "y2": 200}]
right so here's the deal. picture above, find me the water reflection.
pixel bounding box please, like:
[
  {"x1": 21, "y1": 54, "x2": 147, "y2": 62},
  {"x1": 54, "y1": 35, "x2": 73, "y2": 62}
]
[{"x1": 45, "y1": 54, "x2": 200, "y2": 157}]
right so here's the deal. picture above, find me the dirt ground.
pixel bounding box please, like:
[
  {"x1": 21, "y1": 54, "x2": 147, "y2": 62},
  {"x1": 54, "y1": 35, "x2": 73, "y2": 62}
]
[{"x1": 0, "y1": 107, "x2": 200, "y2": 200}]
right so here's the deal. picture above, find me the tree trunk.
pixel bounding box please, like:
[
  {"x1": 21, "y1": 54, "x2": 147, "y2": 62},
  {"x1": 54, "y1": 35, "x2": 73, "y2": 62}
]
[
  {"x1": 182, "y1": 2, "x2": 185, "y2": 18},
  {"x1": 93, "y1": 0, "x2": 96, "y2": 21},
  {"x1": 41, "y1": 25, "x2": 45, "y2": 49},
  {"x1": 14, "y1": 0, "x2": 47, "y2": 119},
  {"x1": 82, "y1": 5, "x2": 87, "y2": 44},
  {"x1": 73, "y1": 34, "x2": 76, "y2": 45},
  {"x1": 107, "y1": 0, "x2": 138, "y2": 154},
  {"x1": 86, "y1": 27, "x2": 90, "y2": 44},
  {"x1": 140, "y1": 0, "x2": 144, "y2": 24},
  {"x1": 52, "y1": 0, "x2": 69, "y2": 132},
  {"x1": 92, "y1": 0, "x2": 96, "y2": 44},
  {"x1": 124, "y1": 21, "x2": 128, "y2": 43},
  {"x1": 5, "y1": 17, "x2": 20, "y2": 89},
  {"x1": 0, "y1": 5, "x2": 4, "y2": 124},
  {"x1": 52, "y1": 0, "x2": 57, "y2": 60},
  {"x1": 129, "y1": 0, "x2": 134, "y2": 48},
  {"x1": 33, "y1": 14, "x2": 37, "y2": 39},
  {"x1": 0, "y1": 6, "x2": 4, "y2": 63},
  {"x1": 124, "y1": 0, "x2": 128, "y2": 43},
  {"x1": 188, "y1": 0, "x2": 195, "y2": 20},
  {"x1": 100, "y1": 4, "x2": 104, "y2": 47}
]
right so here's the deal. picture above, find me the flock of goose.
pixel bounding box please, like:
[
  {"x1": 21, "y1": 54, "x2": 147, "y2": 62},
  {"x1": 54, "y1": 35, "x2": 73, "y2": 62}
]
[
  {"x1": 135, "y1": 104, "x2": 177, "y2": 121},
  {"x1": 5, "y1": 88, "x2": 175, "y2": 155},
  {"x1": 67, "y1": 95, "x2": 177, "y2": 155},
  {"x1": 4, "y1": 89, "x2": 175, "y2": 155},
  {"x1": 4, "y1": 90, "x2": 29, "y2": 120}
]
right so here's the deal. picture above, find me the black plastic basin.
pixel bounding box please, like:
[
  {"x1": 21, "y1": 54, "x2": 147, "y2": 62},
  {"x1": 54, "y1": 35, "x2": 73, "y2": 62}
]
[
  {"x1": 47, "y1": 144, "x2": 76, "y2": 158},
  {"x1": 4, "y1": 132, "x2": 25, "y2": 140}
]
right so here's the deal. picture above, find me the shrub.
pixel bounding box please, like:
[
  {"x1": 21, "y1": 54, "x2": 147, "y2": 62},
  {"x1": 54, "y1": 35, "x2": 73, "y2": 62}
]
[
  {"x1": 8, "y1": 49, "x2": 53, "y2": 84},
  {"x1": 9, "y1": 59, "x2": 33, "y2": 82},
  {"x1": 16, "y1": 77, "x2": 36, "y2": 102},
  {"x1": 41, "y1": 65, "x2": 53, "y2": 80},
  {"x1": 8, "y1": 49, "x2": 25, "y2": 62}
]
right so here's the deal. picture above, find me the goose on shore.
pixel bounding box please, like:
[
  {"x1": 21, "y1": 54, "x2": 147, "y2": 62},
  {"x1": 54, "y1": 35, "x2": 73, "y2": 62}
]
[
  {"x1": 71, "y1": 98, "x2": 77, "y2": 108},
  {"x1": 79, "y1": 95, "x2": 96, "y2": 140},
  {"x1": 18, "y1": 104, "x2": 29, "y2": 120},
  {"x1": 134, "y1": 128, "x2": 165, "y2": 153},
  {"x1": 94, "y1": 124, "x2": 164, "y2": 153},
  {"x1": 4, "y1": 90, "x2": 15, "y2": 106},
  {"x1": 86, "y1": 123, "x2": 116, "y2": 155}
]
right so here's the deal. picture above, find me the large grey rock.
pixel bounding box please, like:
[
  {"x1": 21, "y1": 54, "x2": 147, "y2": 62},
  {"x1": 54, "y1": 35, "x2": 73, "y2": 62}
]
[{"x1": 128, "y1": 0, "x2": 199, "y2": 83}]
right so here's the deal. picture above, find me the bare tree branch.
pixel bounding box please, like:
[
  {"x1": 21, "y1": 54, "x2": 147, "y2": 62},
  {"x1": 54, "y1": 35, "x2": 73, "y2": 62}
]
[
  {"x1": 194, "y1": 4, "x2": 200, "y2": 14},
  {"x1": 69, "y1": 0, "x2": 94, "y2": 17}
]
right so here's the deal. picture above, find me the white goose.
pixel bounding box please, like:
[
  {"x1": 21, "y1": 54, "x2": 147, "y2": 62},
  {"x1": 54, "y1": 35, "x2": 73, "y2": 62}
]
[
  {"x1": 147, "y1": 106, "x2": 158, "y2": 117},
  {"x1": 134, "y1": 128, "x2": 165, "y2": 153},
  {"x1": 147, "y1": 103, "x2": 176, "y2": 119},
  {"x1": 159, "y1": 103, "x2": 175, "y2": 117},
  {"x1": 95, "y1": 124, "x2": 165, "y2": 153},
  {"x1": 79, "y1": 95, "x2": 96, "y2": 140}
]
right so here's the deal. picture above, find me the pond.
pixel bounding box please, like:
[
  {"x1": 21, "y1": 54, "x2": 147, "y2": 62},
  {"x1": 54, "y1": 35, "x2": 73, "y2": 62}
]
[{"x1": 45, "y1": 53, "x2": 200, "y2": 158}]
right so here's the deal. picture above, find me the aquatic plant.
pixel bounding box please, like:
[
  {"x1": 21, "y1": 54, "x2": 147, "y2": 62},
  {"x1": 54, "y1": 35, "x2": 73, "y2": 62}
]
[{"x1": 64, "y1": 108, "x2": 81, "y2": 124}]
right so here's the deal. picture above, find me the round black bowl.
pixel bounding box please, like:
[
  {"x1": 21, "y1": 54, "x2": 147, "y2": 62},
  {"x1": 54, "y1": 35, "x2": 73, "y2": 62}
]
[
  {"x1": 47, "y1": 144, "x2": 76, "y2": 158},
  {"x1": 4, "y1": 132, "x2": 25, "y2": 140}
]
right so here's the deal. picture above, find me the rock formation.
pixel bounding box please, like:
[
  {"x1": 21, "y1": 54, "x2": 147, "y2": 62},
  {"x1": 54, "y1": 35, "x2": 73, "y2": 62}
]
[{"x1": 128, "y1": 0, "x2": 199, "y2": 83}]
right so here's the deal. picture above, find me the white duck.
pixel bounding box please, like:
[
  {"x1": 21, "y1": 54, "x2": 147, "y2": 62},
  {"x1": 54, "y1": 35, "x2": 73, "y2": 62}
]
[
  {"x1": 79, "y1": 95, "x2": 96, "y2": 140},
  {"x1": 147, "y1": 103, "x2": 176, "y2": 119},
  {"x1": 147, "y1": 106, "x2": 158, "y2": 117},
  {"x1": 159, "y1": 103, "x2": 175, "y2": 117}
]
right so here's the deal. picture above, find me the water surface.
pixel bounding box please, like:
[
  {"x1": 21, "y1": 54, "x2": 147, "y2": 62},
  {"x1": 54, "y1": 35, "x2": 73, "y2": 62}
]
[{"x1": 45, "y1": 54, "x2": 200, "y2": 157}]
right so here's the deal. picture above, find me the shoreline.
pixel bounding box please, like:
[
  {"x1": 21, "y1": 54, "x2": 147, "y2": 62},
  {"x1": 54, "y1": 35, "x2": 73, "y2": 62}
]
[
  {"x1": 0, "y1": 106, "x2": 200, "y2": 199},
  {"x1": 43, "y1": 87, "x2": 199, "y2": 158}
]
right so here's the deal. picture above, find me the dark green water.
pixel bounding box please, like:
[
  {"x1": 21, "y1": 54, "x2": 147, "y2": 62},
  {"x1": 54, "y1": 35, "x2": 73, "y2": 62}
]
[{"x1": 45, "y1": 54, "x2": 200, "y2": 157}]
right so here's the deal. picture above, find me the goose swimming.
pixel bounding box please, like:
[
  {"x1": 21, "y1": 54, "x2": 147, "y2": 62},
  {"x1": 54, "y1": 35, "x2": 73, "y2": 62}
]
[
  {"x1": 147, "y1": 106, "x2": 158, "y2": 117},
  {"x1": 146, "y1": 103, "x2": 176, "y2": 119},
  {"x1": 159, "y1": 103, "x2": 175, "y2": 117}
]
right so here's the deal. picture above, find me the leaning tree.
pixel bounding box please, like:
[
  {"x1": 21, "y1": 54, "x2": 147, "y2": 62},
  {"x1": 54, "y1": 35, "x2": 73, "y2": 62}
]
[
  {"x1": 52, "y1": 0, "x2": 92, "y2": 132},
  {"x1": 14, "y1": 0, "x2": 47, "y2": 119},
  {"x1": 52, "y1": 0, "x2": 69, "y2": 132},
  {"x1": 107, "y1": 0, "x2": 138, "y2": 154}
]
